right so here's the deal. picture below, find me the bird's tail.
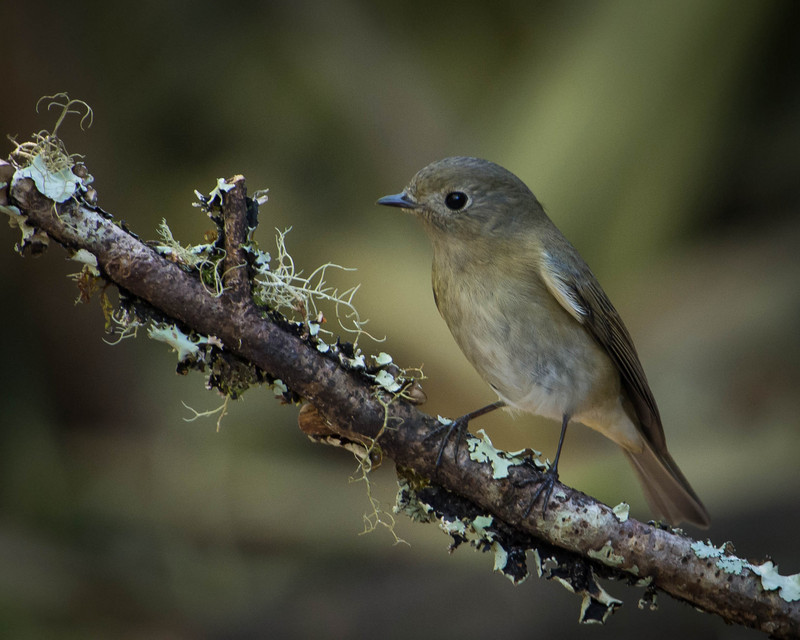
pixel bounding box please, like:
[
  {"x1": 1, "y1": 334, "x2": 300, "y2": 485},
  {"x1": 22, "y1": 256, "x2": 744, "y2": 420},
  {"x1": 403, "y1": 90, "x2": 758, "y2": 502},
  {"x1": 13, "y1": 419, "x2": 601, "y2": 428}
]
[{"x1": 624, "y1": 441, "x2": 710, "y2": 528}]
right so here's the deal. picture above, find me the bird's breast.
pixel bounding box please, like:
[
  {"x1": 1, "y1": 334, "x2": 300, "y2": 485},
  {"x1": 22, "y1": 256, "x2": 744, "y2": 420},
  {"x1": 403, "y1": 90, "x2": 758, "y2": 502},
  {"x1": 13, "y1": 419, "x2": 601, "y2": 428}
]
[{"x1": 431, "y1": 248, "x2": 620, "y2": 422}]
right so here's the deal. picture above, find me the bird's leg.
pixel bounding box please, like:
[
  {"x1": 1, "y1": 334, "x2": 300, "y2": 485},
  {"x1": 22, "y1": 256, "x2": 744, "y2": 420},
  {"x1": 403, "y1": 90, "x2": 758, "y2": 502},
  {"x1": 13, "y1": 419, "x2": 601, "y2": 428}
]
[
  {"x1": 523, "y1": 413, "x2": 570, "y2": 518},
  {"x1": 426, "y1": 400, "x2": 505, "y2": 466}
]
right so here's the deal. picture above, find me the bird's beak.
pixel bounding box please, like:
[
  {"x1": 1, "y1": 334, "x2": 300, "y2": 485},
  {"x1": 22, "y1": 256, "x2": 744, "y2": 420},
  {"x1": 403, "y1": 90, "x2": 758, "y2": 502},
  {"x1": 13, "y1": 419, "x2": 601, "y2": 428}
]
[{"x1": 376, "y1": 192, "x2": 418, "y2": 210}]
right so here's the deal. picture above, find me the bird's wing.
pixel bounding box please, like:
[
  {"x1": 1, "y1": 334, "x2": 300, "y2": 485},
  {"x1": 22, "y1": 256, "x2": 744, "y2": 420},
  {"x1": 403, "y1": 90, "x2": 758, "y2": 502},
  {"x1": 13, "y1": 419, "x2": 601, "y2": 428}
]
[{"x1": 540, "y1": 250, "x2": 667, "y2": 451}]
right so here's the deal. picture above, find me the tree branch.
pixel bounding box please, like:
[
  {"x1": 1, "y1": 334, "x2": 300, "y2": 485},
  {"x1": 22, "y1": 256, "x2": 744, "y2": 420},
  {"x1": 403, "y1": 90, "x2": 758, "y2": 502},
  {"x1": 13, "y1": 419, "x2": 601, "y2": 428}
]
[{"x1": 4, "y1": 164, "x2": 798, "y2": 637}]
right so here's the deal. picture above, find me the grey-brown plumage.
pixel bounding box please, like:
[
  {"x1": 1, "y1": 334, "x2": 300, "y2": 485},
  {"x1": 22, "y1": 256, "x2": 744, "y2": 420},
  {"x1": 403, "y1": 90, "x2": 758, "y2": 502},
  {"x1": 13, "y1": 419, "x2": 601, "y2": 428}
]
[{"x1": 378, "y1": 156, "x2": 709, "y2": 528}]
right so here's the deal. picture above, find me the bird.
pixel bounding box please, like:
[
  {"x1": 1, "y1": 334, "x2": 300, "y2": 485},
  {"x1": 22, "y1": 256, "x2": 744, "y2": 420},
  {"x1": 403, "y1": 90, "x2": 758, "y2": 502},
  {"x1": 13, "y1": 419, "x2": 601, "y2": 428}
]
[{"x1": 377, "y1": 156, "x2": 709, "y2": 528}]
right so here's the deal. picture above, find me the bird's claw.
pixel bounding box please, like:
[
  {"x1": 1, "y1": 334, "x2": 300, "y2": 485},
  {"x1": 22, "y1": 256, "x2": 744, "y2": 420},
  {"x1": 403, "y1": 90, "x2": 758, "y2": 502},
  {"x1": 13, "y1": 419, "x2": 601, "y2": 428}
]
[
  {"x1": 519, "y1": 467, "x2": 560, "y2": 519},
  {"x1": 425, "y1": 417, "x2": 469, "y2": 467}
]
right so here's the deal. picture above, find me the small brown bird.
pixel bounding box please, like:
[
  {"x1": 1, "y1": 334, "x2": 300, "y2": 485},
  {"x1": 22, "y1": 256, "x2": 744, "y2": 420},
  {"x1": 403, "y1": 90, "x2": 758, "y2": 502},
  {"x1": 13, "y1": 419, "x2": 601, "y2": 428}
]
[{"x1": 378, "y1": 157, "x2": 709, "y2": 528}]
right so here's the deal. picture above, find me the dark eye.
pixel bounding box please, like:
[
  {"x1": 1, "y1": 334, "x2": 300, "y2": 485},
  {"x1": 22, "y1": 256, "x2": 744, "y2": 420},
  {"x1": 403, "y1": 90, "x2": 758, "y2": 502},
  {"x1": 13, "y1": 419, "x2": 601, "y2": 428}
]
[{"x1": 444, "y1": 191, "x2": 468, "y2": 211}]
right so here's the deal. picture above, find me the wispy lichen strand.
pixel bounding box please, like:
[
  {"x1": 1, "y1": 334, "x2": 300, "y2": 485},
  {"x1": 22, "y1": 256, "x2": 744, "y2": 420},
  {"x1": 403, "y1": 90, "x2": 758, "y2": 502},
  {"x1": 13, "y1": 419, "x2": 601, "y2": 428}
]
[
  {"x1": 250, "y1": 227, "x2": 380, "y2": 346},
  {"x1": 9, "y1": 93, "x2": 94, "y2": 203}
]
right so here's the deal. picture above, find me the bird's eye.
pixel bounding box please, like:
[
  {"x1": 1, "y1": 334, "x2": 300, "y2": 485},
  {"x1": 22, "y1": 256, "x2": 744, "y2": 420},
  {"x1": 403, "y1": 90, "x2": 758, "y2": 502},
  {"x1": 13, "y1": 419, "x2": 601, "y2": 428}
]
[{"x1": 444, "y1": 191, "x2": 468, "y2": 211}]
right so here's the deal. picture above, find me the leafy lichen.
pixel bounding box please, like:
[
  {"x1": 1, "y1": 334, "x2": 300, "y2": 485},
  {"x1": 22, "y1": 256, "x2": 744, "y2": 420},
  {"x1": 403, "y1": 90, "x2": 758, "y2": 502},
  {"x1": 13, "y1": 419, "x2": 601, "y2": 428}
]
[
  {"x1": 691, "y1": 540, "x2": 800, "y2": 602},
  {"x1": 467, "y1": 429, "x2": 540, "y2": 479},
  {"x1": 751, "y1": 561, "x2": 800, "y2": 603},
  {"x1": 587, "y1": 541, "x2": 625, "y2": 567}
]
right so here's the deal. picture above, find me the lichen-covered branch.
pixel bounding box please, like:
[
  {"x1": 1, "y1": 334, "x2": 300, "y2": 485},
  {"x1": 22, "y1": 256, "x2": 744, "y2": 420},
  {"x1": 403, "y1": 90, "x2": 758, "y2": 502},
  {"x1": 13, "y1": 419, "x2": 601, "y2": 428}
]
[{"x1": 3, "y1": 163, "x2": 799, "y2": 638}]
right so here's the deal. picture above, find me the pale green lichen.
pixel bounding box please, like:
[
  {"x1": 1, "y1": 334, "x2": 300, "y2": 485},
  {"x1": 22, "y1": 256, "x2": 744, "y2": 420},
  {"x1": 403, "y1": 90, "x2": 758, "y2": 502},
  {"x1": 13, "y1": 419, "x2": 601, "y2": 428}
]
[
  {"x1": 251, "y1": 189, "x2": 270, "y2": 208},
  {"x1": 612, "y1": 502, "x2": 630, "y2": 523},
  {"x1": 716, "y1": 556, "x2": 749, "y2": 575},
  {"x1": 634, "y1": 576, "x2": 653, "y2": 588},
  {"x1": 395, "y1": 480, "x2": 632, "y2": 617},
  {"x1": 69, "y1": 248, "x2": 99, "y2": 275},
  {"x1": 691, "y1": 540, "x2": 800, "y2": 602},
  {"x1": 492, "y1": 544, "x2": 509, "y2": 573},
  {"x1": 471, "y1": 515, "x2": 494, "y2": 535},
  {"x1": 369, "y1": 353, "x2": 407, "y2": 392},
  {"x1": 588, "y1": 541, "x2": 625, "y2": 567},
  {"x1": 1, "y1": 202, "x2": 48, "y2": 253},
  {"x1": 751, "y1": 561, "x2": 800, "y2": 602},
  {"x1": 16, "y1": 153, "x2": 83, "y2": 203},
  {"x1": 531, "y1": 548, "x2": 543, "y2": 578},
  {"x1": 553, "y1": 575, "x2": 575, "y2": 594},
  {"x1": 440, "y1": 511, "x2": 519, "y2": 581},
  {"x1": 208, "y1": 177, "x2": 235, "y2": 201},
  {"x1": 348, "y1": 352, "x2": 367, "y2": 369},
  {"x1": 579, "y1": 589, "x2": 623, "y2": 625},
  {"x1": 467, "y1": 429, "x2": 533, "y2": 479},
  {"x1": 316, "y1": 339, "x2": 330, "y2": 353},
  {"x1": 691, "y1": 540, "x2": 746, "y2": 574},
  {"x1": 373, "y1": 369, "x2": 402, "y2": 393},
  {"x1": 9, "y1": 93, "x2": 94, "y2": 203},
  {"x1": 442, "y1": 519, "x2": 467, "y2": 537},
  {"x1": 540, "y1": 553, "x2": 621, "y2": 624},
  {"x1": 691, "y1": 540, "x2": 724, "y2": 560},
  {"x1": 394, "y1": 478, "x2": 433, "y2": 523},
  {"x1": 272, "y1": 379, "x2": 289, "y2": 397},
  {"x1": 395, "y1": 480, "x2": 526, "y2": 583},
  {"x1": 148, "y1": 323, "x2": 206, "y2": 361},
  {"x1": 635, "y1": 577, "x2": 657, "y2": 613}
]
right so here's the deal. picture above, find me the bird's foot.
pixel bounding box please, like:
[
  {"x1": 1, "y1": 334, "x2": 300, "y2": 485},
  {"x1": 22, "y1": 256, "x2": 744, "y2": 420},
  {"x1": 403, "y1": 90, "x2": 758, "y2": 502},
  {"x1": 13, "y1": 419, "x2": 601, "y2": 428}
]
[
  {"x1": 424, "y1": 402, "x2": 505, "y2": 468},
  {"x1": 518, "y1": 463, "x2": 560, "y2": 519},
  {"x1": 424, "y1": 416, "x2": 469, "y2": 467}
]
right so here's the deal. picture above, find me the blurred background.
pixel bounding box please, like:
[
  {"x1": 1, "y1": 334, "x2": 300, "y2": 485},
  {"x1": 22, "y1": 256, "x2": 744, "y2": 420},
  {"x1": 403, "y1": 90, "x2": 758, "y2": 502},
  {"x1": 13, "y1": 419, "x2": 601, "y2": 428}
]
[{"x1": 2, "y1": 1, "x2": 799, "y2": 638}]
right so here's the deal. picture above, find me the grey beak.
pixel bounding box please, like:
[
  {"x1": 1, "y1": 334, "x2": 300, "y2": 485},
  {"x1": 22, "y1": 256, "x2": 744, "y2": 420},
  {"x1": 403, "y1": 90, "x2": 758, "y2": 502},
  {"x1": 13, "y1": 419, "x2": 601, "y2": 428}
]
[{"x1": 376, "y1": 192, "x2": 418, "y2": 209}]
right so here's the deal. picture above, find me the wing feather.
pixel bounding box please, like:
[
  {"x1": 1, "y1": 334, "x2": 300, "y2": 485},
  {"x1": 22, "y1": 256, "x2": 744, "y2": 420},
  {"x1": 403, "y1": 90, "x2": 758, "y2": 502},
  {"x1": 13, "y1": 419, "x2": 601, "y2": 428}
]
[{"x1": 540, "y1": 250, "x2": 666, "y2": 450}]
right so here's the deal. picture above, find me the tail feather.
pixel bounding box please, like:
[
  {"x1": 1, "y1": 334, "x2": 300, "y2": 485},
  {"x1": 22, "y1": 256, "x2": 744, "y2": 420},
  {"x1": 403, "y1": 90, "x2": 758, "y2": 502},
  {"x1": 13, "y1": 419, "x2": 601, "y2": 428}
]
[{"x1": 625, "y1": 442, "x2": 710, "y2": 528}]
